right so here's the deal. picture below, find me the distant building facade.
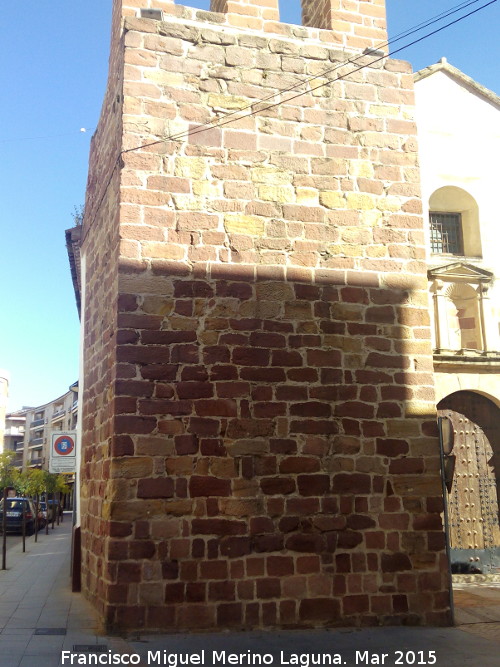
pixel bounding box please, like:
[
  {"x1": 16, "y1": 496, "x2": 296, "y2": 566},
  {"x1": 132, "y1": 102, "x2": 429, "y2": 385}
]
[
  {"x1": 0, "y1": 370, "x2": 9, "y2": 453},
  {"x1": 3, "y1": 409, "x2": 27, "y2": 468},
  {"x1": 22, "y1": 390, "x2": 78, "y2": 470},
  {"x1": 415, "y1": 59, "x2": 500, "y2": 573}
]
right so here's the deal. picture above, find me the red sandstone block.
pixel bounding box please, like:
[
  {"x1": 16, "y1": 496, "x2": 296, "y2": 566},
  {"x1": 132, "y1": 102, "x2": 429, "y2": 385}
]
[
  {"x1": 252, "y1": 534, "x2": 284, "y2": 552},
  {"x1": 129, "y1": 540, "x2": 156, "y2": 559},
  {"x1": 256, "y1": 577, "x2": 281, "y2": 599},
  {"x1": 209, "y1": 580, "x2": 236, "y2": 601},
  {"x1": 192, "y1": 518, "x2": 246, "y2": 535},
  {"x1": 140, "y1": 364, "x2": 178, "y2": 381},
  {"x1": 306, "y1": 349, "x2": 342, "y2": 366},
  {"x1": 189, "y1": 476, "x2": 232, "y2": 497},
  {"x1": 379, "y1": 514, "x2": 409, "y2": 530},
  {"x1": 188, "y1": 417, "x2": 221, "y2": 436},
  {"x1": 335, "y1": 402, "x2": 375, "y2": 419},
  {"x1": 137, "y1": 478, "x2": 174, "y2": 499},
  {"x1": 290, "y1": 420, "x2": 339, "y2": 435},
  {"x1": 204, "y1": 346, "x2": 231, "y2": 364},
  {"x1": 174, "y1": 434, "x2": 199, "y2": 455},
  {"x1": 170, "y1": 344, "x2": 200, "y2": 364},
  {"x1": 232, "y1": 347, "x2": 270, "y2": 366},
  {"x1": 117, "y1": 562, "x2": 142, "y2": 583},
  {"x1": 389, "y1": 458, "x2": 424, "y2": 474},
  {"x1": 347, "y1": 515, "x2": 376, "y2": 530},
  {"x1": 267, "y1": 556, "x2": 294, "y2": 577},
  {"x1": 278, "y1": 516, "x2": 300, "y2": 533},
  {"x1": 110, "y1": 435, "x2": 135, "y2": 457},
  {"x1": 115, "y1": 416, "x2": 156, "y2": 434},
  {"x1": 254, "y1": 402, "x2": 286, "y2": 418},
  {"x1": 141, "y1": 330, "x2": 197, "y2": 345},
  {"x1": 177, "y1": 382, "x2": 214, "y2": 399},
  {"x1": 376, "y1": 438, "x2": 409, "y2": 456},
  {"x1": 413, "y1": 514, "x2": 443, "y2": 531},
  {"x1": 220, "y1": 536, "x2": 252, "y2": 558},
  {"x1": 291, "y1": 402, "x2": 331, "y2": 418},
  {"x1": 194, "y1": 399, "x2": 237, "y2": 417},
  {"x1": 260, "y1": 477, "x2": 296, "y2": 495},
  {"x1": 200, "y1": 560, "x2": 229, "y2": 580},
  {"x1": 279, "y1": 457, "x2": 320, "y2": 474},
  {"x1": 186, "y1": 582, "x2": 206, "y2": 603},
  {"x1": 299, "y1": 598, "x2": 341, "y2": 623},
  {"x1": 285, "y1": 533, "x2": 324, "y2": 553},
  {"x1": 297, "y1": 474, "x2": 330, "y2": 496},
  {"x1": 332, "y1": 473, "x2": 371, "y2": 495},
  {"x1": 381, "y1": 553, "x2": 412, "y2": 572},
  {"x1": 217, "y1": 603, "x2": 243, "y2": 627},
  {"x1": 118, "y1": 343, "x2": 171, "y2": 364}
]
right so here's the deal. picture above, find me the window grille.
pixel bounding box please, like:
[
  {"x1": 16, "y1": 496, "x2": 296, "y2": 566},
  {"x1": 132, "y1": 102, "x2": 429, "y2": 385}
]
[{"x1": 429, "y1": 212, "x2": 463, "y2": 255}]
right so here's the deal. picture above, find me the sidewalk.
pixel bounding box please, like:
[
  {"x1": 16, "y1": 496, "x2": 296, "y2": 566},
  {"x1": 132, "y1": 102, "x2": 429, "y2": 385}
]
[
  {"x1": 1, "y1": 518, "x2": 500, "y2": 666},
  {"x1": 0, "y1": 516, "x2": 107, "y2": 667}
]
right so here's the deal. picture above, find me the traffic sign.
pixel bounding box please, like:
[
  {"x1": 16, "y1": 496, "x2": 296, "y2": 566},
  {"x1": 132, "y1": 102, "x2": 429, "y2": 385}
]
[
  {"x1": 53, "y1": 435, "x2": 75, "y2": 456},
  {"x1": 50, "y1": 431, "x2": 77, "y2": 473}
]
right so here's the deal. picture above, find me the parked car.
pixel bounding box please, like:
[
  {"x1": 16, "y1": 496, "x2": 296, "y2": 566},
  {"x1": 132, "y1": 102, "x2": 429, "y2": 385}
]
[
  {"x1": 40, "y1": 499, "x2": 62, "y2": 522},
  {"x1": 39, "y1": 501, "x2": 49, "y2": 524},
  {"x1": 0, "y1": 497, "x2": 41, "y2": 535},
  {"x1": 47, "y1": 499, "x2": 63, "y2": 518}
]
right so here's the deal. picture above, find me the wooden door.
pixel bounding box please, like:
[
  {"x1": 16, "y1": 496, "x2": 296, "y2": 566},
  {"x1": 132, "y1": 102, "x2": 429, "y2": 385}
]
[{"x1": 437, "y1": 391, "x2": 500, "y2": 571}]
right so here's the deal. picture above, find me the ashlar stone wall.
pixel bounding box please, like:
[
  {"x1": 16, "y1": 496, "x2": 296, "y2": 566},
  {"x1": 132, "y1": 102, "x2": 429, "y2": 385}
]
[{"x1": 80, "y1": 0, "x2": 451, "y2": 633}]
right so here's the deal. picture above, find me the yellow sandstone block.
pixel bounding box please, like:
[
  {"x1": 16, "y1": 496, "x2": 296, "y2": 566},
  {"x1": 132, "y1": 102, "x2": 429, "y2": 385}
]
[
  {"x1": 174, "y1": 157, "x2": 207, "y2": 180},
  {"x1": 360, "y1": 210, "x2": 382, "y2": 227},
  {"x1": 346, "y1": 193, "x2": 376, "y2": 210},
  {"x1": 258, "y1": 185, "x2": 295, "y2": 203},
  {"x1": 208, "y1": 93, "x2": 249, "y2": 110},
  {"x1": 251, "y1": 167, "x2": 292, "y2": 185},
  {"x1": 224, "y1": 214, "x2": 265, "y2": 236},
  {"x1": 193, "y1": 181, "x2": 220, "y2": 197},
  {"x1": 350, "y1": 160, "x2": 375, "y2": 178},
  {"x1": 172, "y1": 195, "x2": 204, "y2": 210},
  {"x1": 319, "y1": 191, "x2": 345, "y2": 209},
  {"x1": 369, "y1": 104, "x2": 399, "y2": 117},
  {"x1": 377, "y1": 196, "x2": 402, "y2": 212},
  {"x1": 295, "y1": 187, "x2": 318, "y2": 205}
]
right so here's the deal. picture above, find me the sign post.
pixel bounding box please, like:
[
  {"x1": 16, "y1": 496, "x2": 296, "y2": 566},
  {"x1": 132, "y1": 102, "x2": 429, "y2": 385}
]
[{"x1": 49, "y1": 432, "x2": 77, "y2": 474}]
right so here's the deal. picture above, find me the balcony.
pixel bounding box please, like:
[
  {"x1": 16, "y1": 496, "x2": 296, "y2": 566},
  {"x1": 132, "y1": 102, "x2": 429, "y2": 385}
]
[
  {"x1": 29, "y1": 438, "x2": 43, "y2": 447},
  {"x1": 4, "y1": 426, "x2": 25, "y2": 437},
  {"x1": 52, "y1": 409, "x2": 66, "y2": 421},
  {"x1": 29, "y1": 459, "x2": 43, "y2": 468},
  {"x1": 30, "y1": 418, "x2": 44, "y2": 429}
]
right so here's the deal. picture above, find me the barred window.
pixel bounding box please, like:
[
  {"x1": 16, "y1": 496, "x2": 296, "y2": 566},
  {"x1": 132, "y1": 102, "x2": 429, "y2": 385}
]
[{"x1": 429, "y1": 212, "x2": 463, "y2": 255}]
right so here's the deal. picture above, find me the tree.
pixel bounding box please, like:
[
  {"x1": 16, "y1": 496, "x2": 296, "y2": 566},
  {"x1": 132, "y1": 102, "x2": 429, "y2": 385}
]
[
  {"x1": 0, "y1": 452, "x2": 17, "y2": 569},
  {"x1": 55, "y1": 475, "x2": 70, "y2": 524},
  {"x1": 25, "y1": 469, "x2": 46, "y2": 543},
  {"x1": 43, "y1": 472, "x2": 59, "y2": 533},
  {"x1": 12, "y1": 469, "x2": 31, "y2": 553}
]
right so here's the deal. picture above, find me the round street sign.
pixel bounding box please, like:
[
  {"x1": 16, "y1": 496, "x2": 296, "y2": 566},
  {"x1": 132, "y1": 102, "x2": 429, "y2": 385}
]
[{"x1": 53, "y1": 435, "x2": 75, "y2": 456}]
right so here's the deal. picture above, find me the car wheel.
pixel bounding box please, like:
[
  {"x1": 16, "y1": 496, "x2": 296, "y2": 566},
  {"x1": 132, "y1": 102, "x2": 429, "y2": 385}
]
[{"x1": 26, "y1": 524, "x2": 34, "y2": 536}]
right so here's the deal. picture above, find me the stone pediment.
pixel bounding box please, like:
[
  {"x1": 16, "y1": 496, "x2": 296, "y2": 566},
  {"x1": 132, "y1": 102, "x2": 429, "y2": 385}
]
[
  {"x1": 428, "y1": 262, "x2": 493, "y2": 283},
  {"x1": 415, "y1": 59, "x2": 500, "y2": 111}
]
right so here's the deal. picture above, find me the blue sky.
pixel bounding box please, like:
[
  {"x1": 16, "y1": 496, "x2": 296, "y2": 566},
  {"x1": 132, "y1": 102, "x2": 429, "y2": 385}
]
[{"x1": 1, "y1": 0, "x2": 499, "y2": 411}]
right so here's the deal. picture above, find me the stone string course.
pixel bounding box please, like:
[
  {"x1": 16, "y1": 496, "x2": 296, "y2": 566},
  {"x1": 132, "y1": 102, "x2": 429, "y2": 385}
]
[{"x1": 80, "y1": 0, "x2": 450, "y2": 634}]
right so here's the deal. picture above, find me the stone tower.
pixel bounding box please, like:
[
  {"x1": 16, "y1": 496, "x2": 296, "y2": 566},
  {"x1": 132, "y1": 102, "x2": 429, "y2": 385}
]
[{"x1": 80, "y1": 0, "x2": 451, "y2": 633}]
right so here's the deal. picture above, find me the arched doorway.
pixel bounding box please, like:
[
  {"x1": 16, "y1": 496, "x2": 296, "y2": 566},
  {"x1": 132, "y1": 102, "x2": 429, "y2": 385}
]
[{"x1": 438, "y1": 391, "x2": 500, "y2": 573}]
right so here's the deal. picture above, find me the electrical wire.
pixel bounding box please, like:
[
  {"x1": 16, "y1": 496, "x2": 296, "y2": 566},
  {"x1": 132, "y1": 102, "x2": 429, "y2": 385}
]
[
  {"x1": 82, "y1": 0, "x2": 498, "y2": 241},
  {"x1": 122, "y1": 0, "x2": 497, "y2": 153}
]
